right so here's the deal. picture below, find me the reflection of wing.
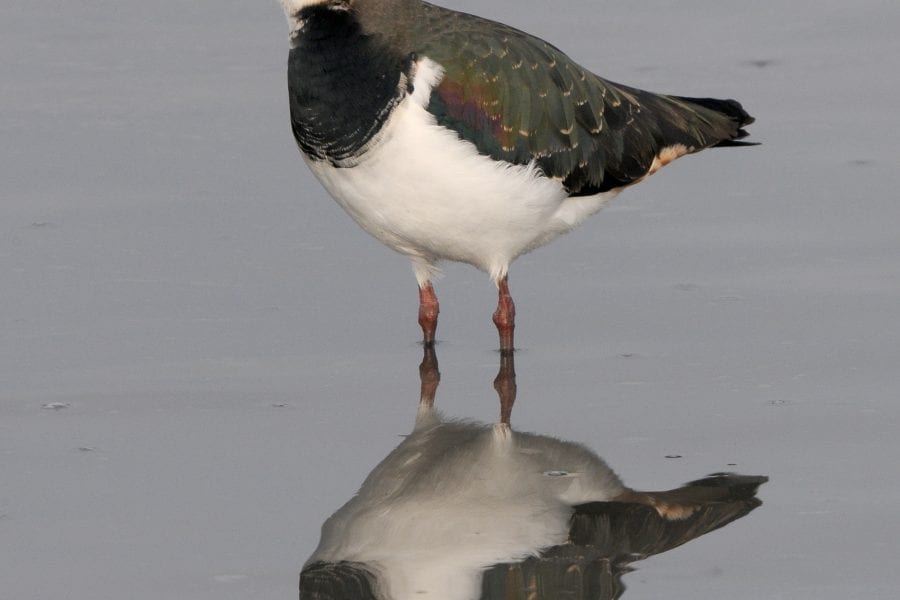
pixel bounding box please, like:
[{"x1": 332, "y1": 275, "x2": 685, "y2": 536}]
[
  {"x1": 569, "y1": 473, "x2": 767, "y2": 555},
  {"x1": 479, "y1": 474, "x2": 767, "y2": 600},
  {"x1": 418, "y1": 15, "x2": 754, "y2": 196}
]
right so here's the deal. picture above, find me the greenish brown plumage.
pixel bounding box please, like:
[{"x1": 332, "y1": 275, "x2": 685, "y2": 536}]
[{"x1": 357, "y1": 0, "x2": 754, "y2": 195}]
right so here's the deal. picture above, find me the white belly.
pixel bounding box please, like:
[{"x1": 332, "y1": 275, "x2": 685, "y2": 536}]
[{"x1": 304, "y1": 58, "x2": 620, "y2": 284}]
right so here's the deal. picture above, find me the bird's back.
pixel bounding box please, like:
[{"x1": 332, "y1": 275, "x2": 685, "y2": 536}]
[{"x1": 351, "y1": 0, "x2": 755, "y2": 196}]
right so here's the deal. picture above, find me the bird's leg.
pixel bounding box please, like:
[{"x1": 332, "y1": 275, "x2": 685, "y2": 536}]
[
  {"x1": 494, "y1": 348, "x2": 517, "y2": 426},
  {"x1": 419, "y1": 343, "x2": 441, "y2": 408},
  {"x1": 418, "y1": 282, "x2": 439, "y2": 347},
  {"x1": 492, "y1": 276, "x2": 516, "y2": 352}
]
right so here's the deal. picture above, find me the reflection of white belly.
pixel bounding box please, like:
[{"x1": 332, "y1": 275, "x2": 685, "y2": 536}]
[
  {"x1": 309, "y1": 416, "x2": 627, "y2": 600},
  {"x1": 304, "y1": 57, "x2": 620, "y2": 282}
]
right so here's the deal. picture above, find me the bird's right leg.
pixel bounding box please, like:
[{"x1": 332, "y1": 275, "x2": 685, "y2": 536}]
[{"x1": 418, "y1": 282, "x2": 440, "y2": 347}]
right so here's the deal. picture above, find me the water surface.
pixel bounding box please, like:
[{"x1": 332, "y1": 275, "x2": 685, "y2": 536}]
[{"x1": 2, "y1": 1, "x2": 899, "y2": 598}]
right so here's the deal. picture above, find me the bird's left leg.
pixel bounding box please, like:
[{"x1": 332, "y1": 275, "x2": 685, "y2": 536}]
[
  {"x1": 492, "y1": 276, "x2": 516, "y2": 352},
  {"x1": 418, "y1": 282, "x2": 440, "y2": 347}
]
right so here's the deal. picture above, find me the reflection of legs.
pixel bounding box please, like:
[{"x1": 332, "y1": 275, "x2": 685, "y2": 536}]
[
  {"x1": 419, "y1": 344, "x2": 441, "y2": 408},
  {"x1": 492, "y1": 276, "x2": 516, "y2": 352},
  {"x1": 494, "y1": 349, "x2": 517, "y2": 426},
  {"x1": 418, "y1": 282, "x2": 439, "y2": 347}
]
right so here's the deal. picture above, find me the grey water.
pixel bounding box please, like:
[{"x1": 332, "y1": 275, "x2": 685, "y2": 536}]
[{"x1": 2, "y1": 1, "x2": 900, "y2": 598}]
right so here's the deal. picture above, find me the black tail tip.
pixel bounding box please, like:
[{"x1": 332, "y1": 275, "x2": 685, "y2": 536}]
[{"x1": 676, "y1": 95, "x2": 756, "y2": 127}]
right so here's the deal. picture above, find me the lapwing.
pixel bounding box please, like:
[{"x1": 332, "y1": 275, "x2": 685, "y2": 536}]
[{"x1": 278, "y1": 0, "x2": 755, "y2": 351}]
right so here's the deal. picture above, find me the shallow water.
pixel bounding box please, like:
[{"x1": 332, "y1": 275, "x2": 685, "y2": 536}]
[{"x1": 2, "y1": 1, "x2": 899, "y2": 598}]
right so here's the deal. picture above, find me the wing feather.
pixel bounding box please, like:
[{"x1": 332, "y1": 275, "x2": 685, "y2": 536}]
[{"x1": 415, "y1": 14, "x2": 753, "y2": 196}]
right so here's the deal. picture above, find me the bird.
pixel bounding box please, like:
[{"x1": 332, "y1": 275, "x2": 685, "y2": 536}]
[{"x1": 278, "y1": 0, "x2": 755, "y2": 351}]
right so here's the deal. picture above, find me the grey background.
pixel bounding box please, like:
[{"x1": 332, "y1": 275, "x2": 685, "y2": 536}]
[{"x1": 2, "y1": 1, "x2": 899, "y2": 598}]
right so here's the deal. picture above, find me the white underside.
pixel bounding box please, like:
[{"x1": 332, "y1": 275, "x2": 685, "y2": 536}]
[{"x1": 304, "y1": 58, "x2": 620, "y2": 285}]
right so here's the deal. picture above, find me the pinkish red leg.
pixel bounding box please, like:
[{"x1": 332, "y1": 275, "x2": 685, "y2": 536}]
[
  {"x1": 492, "y1": 276, "x2": 516, "y2": 352},
  {"x1": 418, "y1": 282, "x2": 439, "y2": 347}
]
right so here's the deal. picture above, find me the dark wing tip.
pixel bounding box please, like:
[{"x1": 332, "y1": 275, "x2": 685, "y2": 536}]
[
  {"x1": 674, "y1": 96, "x2": 756, "y2": 127},
  {"x1": 715, "y1": 138, "x2": 760, "y2": 147},
  {"x1": 671, "y1": 95, "x2": 758, "y2": 148}
]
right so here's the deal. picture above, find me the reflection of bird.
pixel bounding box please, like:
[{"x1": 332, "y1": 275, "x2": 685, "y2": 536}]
[
  {"x1": 299, "y1": 408, "x2": 767, "y2": 600},
  {"x1": 278, "y1": 0, "x2": 755, "y2": 350}
]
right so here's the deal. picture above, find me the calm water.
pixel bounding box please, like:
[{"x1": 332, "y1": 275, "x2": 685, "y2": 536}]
[{"x1": 2, "y1": 1, "x2": 899, "y2": 598}]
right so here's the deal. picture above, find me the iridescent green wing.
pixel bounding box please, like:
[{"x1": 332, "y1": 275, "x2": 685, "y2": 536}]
[{"x1": 417, "y1": 14, "x2": 752, "y2": 195}]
